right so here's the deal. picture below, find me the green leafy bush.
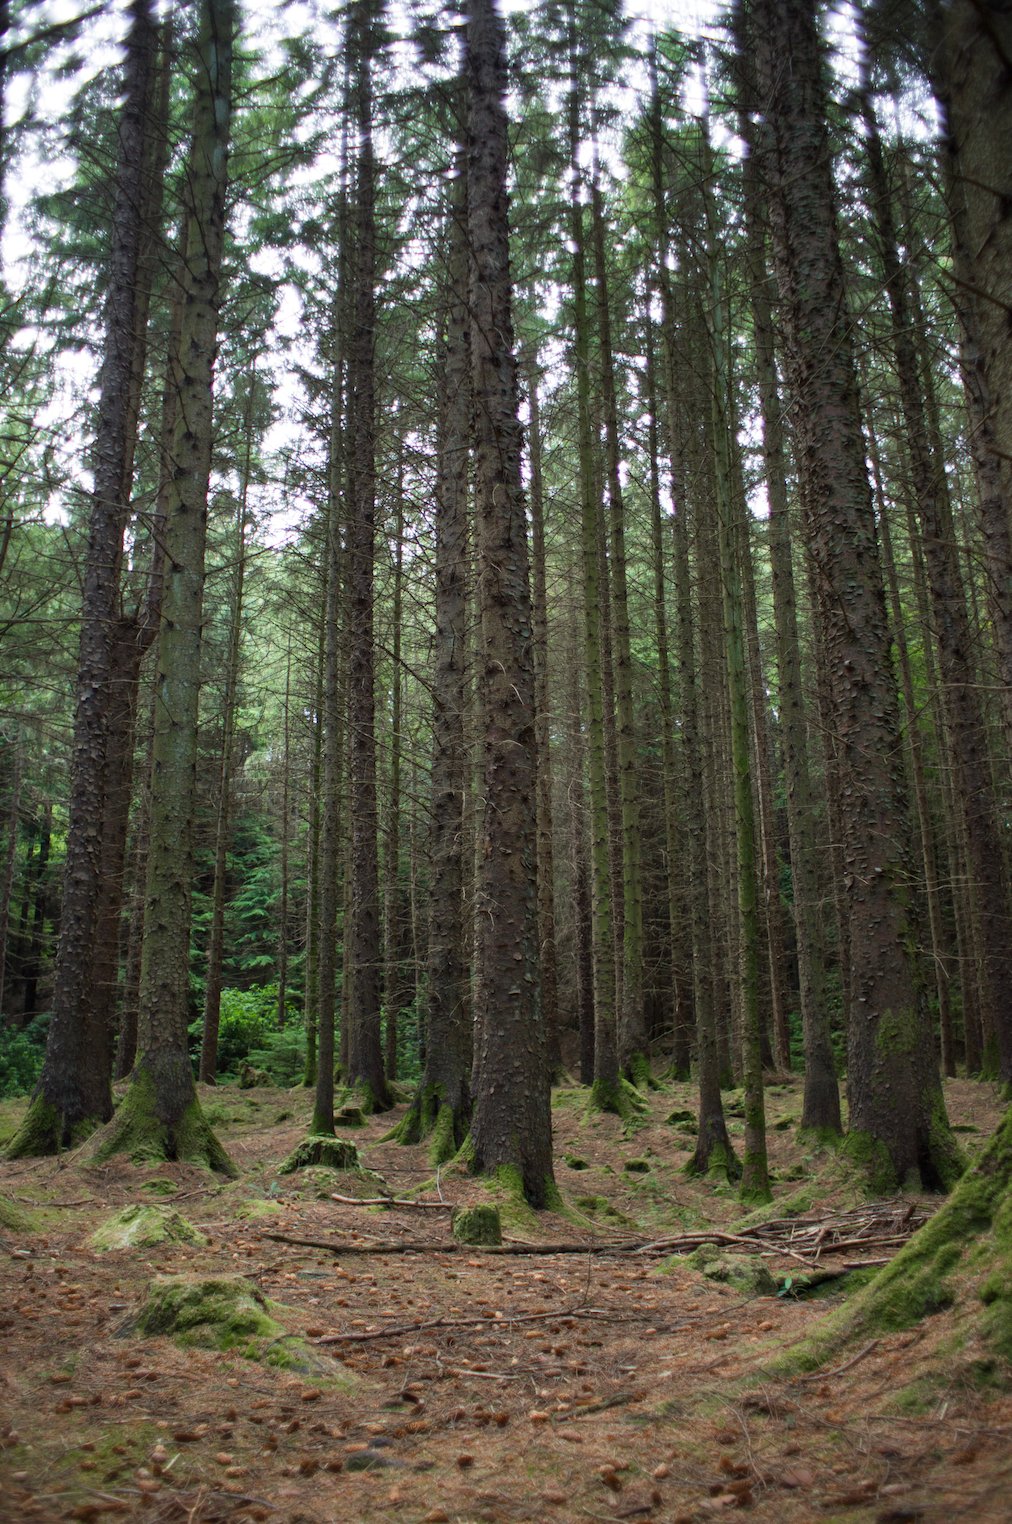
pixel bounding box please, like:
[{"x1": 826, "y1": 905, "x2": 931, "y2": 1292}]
[{"x1": 0, "y1": 1013, "x2": 49, "y2": 1098}]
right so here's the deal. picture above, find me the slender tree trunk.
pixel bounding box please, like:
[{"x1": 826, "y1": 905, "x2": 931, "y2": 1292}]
[
  {"x1": 466, "y1": 0, "x2": 554, "y2": 1205},
  {"x1": 567, "y1": 39, "x2": 620, "y2": 1115},
  {"x1": 527, "y1": 361, "x2": 563, "y2": 1081},
  {"x1": 589, "y1": 157, "x2": 648, "y2": 1085},
  {"x1": 0, "y1": 734, "x2": 21, "y2": 1021},
  {"x1": 93, "y1": 0, "x2": 235, "y2": 1174},
  {"x1": 276, "y1": 633, "x2": 293, "y2": 1030},
  {"x1": 343, "y1": 2, "x2": 389, "y2": 1112},
  {"x1": 398, "y1": 160, "x2": 473, "y2": 1154},
  {"x1": 707, "y1": 203, "x2": 769, "y2": 1202},
  {"x1": 199, "y1": 474, "x2": 251, "y2": 1084},
  {"x1": 644, "y1": 303, "x2": 692, "y2": 1079}
]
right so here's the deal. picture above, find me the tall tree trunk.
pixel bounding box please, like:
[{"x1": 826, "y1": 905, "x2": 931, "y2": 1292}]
[
  {"x1": 707, "y1": 204, "x2": 769, "y2": 1202},
  {"x1": 940, "y1": 0, "x2": 1012, "y2": 768},
  {"x1": 589, "y1": 157, "x2": 648, "y2": 1085},
  {"x1": 738, "y1": 112, "x2": 841, "y2": 1134},
  {"x1": 860, "y1": 64, "x2": 1012, "y2": 1087},
  {"x1": 343, "y1": 0, "x2": 390, "y2": 1112},
  {"x1": 0, "y1": 733, "x2": 21, "y2": 1022},
  {"x1": 398, "y1": 159, "x2": 472, "y2": 1155},
  {"x1": 644, "y1": 302, "x2": 692, "y2": 1079},
  {"x1": 746, "y1": 0, "x2": 960, "y2": 1189},
  {"x1": 93, "y1": 0, "x2": 236, "y2": 1174},
  {"x1": 199, "y1": 460, "x2": 251, "y2": 1084},
  {"x1": 8, "y1": 0, "x2": 158, "y2": 1156},
  {"x1": 466, "y1": 0, "x2": 554, "y2": 1205},
  {"x1": 527, "y1": 361, "x2": 563, "y2": 1081}
]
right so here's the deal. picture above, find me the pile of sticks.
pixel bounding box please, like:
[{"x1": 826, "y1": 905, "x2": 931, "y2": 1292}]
[{"x1": 637, "y1": 1200, "x2": 932, "y2": 1268}]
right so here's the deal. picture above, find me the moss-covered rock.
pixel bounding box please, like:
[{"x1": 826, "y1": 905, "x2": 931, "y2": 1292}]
[
  {"x1": 623, "y1": 1157, "x2": 651, "y2": 1174},
  {"x1": 451, "y1": 1204, "x2": 502, "y2": 1246},
  {"x1": 139, "y1": 1177, "x2": 178, "y2": 1196},
  {"x1": 563, "y1": 1153, "x2": 590, "y2": 1170},
  {"x1": 692, "y1": 1250, "x2": 777, "y2": 1297},
  {"x1": 278, "y1": 1135, "x2": 360, "y2": 1174},
  {"x1": 574, "y1": 1194, "x2": 637, "y2": 1229},
  {"x1": 90, "y1": 1204, "x2": 207, "y2": 1253}
]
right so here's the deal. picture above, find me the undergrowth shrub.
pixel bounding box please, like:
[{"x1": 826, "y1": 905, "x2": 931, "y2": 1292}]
[{"x1": 0, "y1": 1013, "x2": 49, "y2": 1097}]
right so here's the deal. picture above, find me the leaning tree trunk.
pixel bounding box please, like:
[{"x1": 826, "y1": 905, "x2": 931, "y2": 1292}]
[
  {"x1": 92, "y1": 0, "x2": 236, "y2": 1175},
  {"x1": 466, "y1": 0, "x2": 554, "y2": 1207},
  {"x1": 746, "y1": 0, "x2": 960, "y2": 1190}
]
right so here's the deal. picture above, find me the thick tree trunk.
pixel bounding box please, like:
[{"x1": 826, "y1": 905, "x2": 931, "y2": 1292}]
[
  {"x1": 747, "y1": 0, "x2": 960, "y2": 1189},
  {"x1": 466, "y1": 0, "x2": 554, "y2": 1206},
  {"x1": 8, "y1": 0, "x2": 157, "y2": 1157},
  {"x1": 739, "y1": 115, "x2": 841, "y2": 1134}
]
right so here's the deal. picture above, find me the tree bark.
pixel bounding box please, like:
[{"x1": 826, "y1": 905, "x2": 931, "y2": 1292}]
[
  {"x1": 747, "y1": 0, "x2": 960, "y2": 1189},
  {"x1": 93, "y1": 0, "x2": 236, "y2": 1175},
  {"x1": 466, "y1": 0, "x2": 554, "y2": 1206}
]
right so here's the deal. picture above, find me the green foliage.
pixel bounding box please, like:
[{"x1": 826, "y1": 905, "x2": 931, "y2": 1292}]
[
  {"x1": 188, "y1": 984, "x2": 300, "y2": 1080},
  {"x1": 0, "y1": 1014, "x2": 49, "y2": 1098}
]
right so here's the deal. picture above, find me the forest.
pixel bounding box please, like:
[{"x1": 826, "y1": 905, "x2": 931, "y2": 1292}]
[{"x1": 0, "y1": 0, "x2": 1009, "y2": 1518}]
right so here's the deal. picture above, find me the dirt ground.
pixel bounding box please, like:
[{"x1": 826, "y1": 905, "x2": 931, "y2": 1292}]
[{"x1": 1, "y1": 1075, "x2": 1009, "y2": 1524}]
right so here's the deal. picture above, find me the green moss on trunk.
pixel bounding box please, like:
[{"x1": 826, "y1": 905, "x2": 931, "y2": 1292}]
[
  {"x1": 5, "y1": 1095, "x2": 99, "y2": 1160},
  {"x1": 89, "y1": 1069, "x2": 236, "y2": 1176}
]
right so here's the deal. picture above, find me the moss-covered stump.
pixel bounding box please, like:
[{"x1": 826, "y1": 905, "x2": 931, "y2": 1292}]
[
  {"x1": 451, "y1": 1204, "x2": 502, "y2": 1246},
  {"x1": 132, "y1": 1273, "x2": 347, "y2": 1381},
  {"x1": 278, "y1": 1136, "x2": 360, "y2": 1174},
  {"x1": 779, "y1": 1107, "x2": 1012, "y2": 1375},
  {"x1": 238, "y1": 1064, "x2": 271, "y2": 1090},
  {"x1": 90, "y1": 1205, "x2": 206, "y2": 1252},
  {"x1": 335, "y1": 1105, "x2": 365, "y2": 1128}
]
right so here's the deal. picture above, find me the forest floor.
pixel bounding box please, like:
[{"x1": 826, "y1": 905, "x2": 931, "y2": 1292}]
[{"x1": 0, "y1": 1074, "x2": 1009, "y2": 1524}]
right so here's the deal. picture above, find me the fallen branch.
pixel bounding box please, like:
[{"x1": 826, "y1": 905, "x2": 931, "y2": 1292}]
[
  {"x1": 797, "y1": 1338, "x2": 880, "y2": 1382},
  {"x1": 329, "y1": 1193, "x2": 451, "y2": 1210},
  {"x1": 315, "y1": 1304, "x2": 649, "y2": 1344}
]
